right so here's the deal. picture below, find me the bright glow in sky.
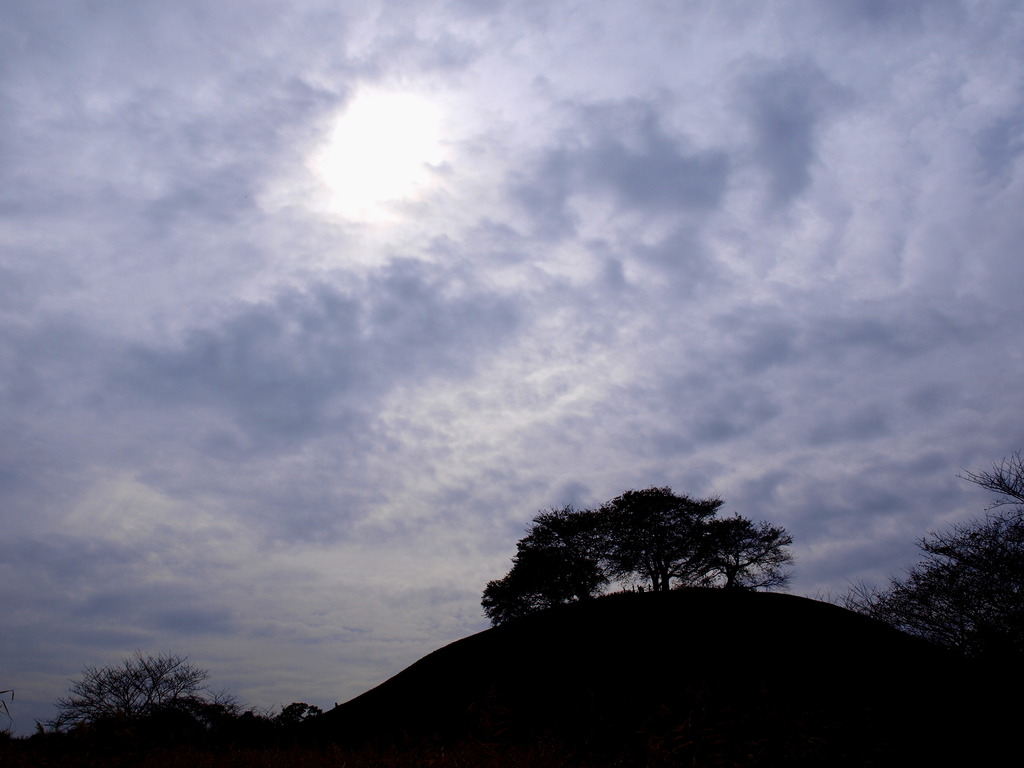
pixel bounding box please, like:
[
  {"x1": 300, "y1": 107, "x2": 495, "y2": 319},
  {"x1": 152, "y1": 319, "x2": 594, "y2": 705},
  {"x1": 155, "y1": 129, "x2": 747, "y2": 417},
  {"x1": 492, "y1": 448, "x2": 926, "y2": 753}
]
[
  {"x1": 2, "y1": 0, "x2": 1023, "y2": 737},
  {"x1": 310, "y1": 91, "x2": 444, "y2": 220}
]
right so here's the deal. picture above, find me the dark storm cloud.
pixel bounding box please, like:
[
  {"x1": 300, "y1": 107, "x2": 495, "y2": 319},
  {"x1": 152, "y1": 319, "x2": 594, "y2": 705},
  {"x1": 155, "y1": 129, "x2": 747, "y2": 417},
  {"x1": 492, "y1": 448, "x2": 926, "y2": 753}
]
[{"x1": 118, "y1": 259, "x2": 521, "y2": 444}]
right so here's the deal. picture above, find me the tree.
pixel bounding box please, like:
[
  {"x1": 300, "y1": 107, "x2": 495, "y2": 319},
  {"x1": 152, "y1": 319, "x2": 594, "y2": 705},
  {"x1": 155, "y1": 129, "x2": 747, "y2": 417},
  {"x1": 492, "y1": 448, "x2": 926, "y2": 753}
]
[
  {"x1": 274, "y1": 701, "x2": 324, "y2": 728},
  {"x1": 846, "y1": 453, "x2": 1024, "y2": 662},
  {"x1": 482, "y1": 488, "x2": 794, "y2": 624},
  {"x1": 50, "y1": 651, "x2": 217, "y2": 730},
  {"x1": 601, "y1": 487, "x2": 722, "y2": 592},
  {"x1": 959, "y1": 449, "x2": 1024, "y2": 507},
  {"x1": 482, "y1": 506, "x2": 606, "y2": 625},
  {"x1": 515, "y1": 505, "x2": 609, "y2": 601},
  {"x1": 1, "y1": 689, "x2": 12, "y2": 733},
  {"x1": 847, "y1": 509, "x2": 1024, "y2": 661},
  {"x1": 702, "y1": 515, "x2": 794, "y2": 589}
]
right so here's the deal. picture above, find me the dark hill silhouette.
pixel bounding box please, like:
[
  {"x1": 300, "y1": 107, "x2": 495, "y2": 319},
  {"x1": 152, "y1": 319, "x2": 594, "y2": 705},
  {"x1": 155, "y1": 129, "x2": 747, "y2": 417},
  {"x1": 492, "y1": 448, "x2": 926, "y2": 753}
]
[{"x1": 312, "y1": 589, "x2": 1014, "y2": 765}]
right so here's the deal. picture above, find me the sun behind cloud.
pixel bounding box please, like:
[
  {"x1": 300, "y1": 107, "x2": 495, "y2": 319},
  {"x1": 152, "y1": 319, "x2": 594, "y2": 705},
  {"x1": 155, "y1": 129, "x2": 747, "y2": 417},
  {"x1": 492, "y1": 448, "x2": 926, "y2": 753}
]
[{"x1": 309, "y1": 89, "x2": 445, "y2": 221}]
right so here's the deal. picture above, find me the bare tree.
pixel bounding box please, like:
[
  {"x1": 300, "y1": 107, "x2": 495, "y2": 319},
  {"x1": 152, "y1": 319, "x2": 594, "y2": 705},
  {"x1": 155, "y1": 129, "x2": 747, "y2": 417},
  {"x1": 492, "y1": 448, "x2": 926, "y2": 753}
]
[
  {"x1": 50, "y1": 652, "x2": 213, "y2": 730},
  {"x1": 1, "y1": 688, "x2": 12, "y2": 732},
  {"x1": 959, "y1": 450, "x2": 1024, "y2": 508},
  {"x1": 845, "y1": 508, "x2": 1024, "y2": 661},
  {"x1": 845, "y1": 452, "x2": 1024, "y2": 661}
]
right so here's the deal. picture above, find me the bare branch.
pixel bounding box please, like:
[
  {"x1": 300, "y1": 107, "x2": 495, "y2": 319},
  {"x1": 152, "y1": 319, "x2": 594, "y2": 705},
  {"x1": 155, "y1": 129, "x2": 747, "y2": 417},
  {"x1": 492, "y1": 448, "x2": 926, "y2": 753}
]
[
  {"x1": 959, "y1": 450, "x2": 1024, "y2": 508},
  {"x1": 845, "y1": 507, "x2": 1024, "y2": 660},
  {"x1": 49, "y1": 652, "x2": 212, "y2": 730}
]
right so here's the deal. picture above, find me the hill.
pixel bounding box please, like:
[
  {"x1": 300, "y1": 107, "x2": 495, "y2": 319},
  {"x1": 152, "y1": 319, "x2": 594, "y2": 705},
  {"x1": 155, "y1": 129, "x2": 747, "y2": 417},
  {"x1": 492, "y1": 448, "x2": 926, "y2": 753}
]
[{"x1": 313, "y1": 589, "x2": 1013, "y2": 765}]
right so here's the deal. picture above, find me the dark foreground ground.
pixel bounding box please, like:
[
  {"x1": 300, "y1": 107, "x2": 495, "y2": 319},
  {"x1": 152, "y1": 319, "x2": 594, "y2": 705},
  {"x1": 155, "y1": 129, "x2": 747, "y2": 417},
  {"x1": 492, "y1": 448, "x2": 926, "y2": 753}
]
[
  {"x1": 1, "y1": 739, "x2": 582, "y2": 768},
  {"x1": 4, "y1": 589, "x2": 1017, "y2": 766}
]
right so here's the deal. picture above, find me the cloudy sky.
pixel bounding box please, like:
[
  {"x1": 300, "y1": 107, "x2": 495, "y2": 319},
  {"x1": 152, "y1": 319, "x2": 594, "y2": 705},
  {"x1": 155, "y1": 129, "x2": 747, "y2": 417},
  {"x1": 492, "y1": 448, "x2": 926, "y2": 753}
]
[{"x1": 3, "y1": 0, "x2": 1023, "y2": 732}]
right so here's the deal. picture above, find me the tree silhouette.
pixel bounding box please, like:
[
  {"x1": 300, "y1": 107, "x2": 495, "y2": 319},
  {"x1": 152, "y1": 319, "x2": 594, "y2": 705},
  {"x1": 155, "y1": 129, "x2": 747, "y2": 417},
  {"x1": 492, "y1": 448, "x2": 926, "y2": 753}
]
[
  {"x1": 275, "y1": 701, "x2": 324, "y2": 728},
  {"x1": 703, "y1": 515, "x2": 794, "y2": 590},
  {"x1": 482, "y1": 506, "x2": 607, "y2": 625},
  {"x1": 483, "y1": 488, "x2": 793, "y2": 624},
  {"x1": 49, "y1": 652, "x2": 217, "y2": 730},
  {"x1": 959, "y1": 449, "x2": 1024, "y2": 507},
  {"x1": 847, "y1": 452, "x2": 1024, "y2": 662},
  {"x1": 0, "y1": 688, "x2": 12, "y2": 731},
  {"x1": 847, "y1": 508, "x2": 1024, "y2": 661},
  {"x1": 600, "y1": 487, "x2": 722, "y2": 592}
]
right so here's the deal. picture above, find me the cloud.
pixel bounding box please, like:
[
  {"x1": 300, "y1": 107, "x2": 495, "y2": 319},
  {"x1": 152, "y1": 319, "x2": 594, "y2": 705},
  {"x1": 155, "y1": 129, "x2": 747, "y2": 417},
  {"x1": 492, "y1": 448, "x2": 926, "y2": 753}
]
[
  {"x1": 975, "y1": 106, "x2": 1024, "y2": 186},
  {"x1": 117, "y1": 259, "x2": 520, "y2": 445},
  {"x1": 821, "y1": 0, "x2": 965, "y2": 32},
  {"x1": 512, "y1": 100, "x2": 730, "y2": 237},
  {"x1": 737, "y1": 59, "x2": 852, "y2": 208},
  {"x1": 3, "y1": 0, "x2": 1024, "y2": 737}
]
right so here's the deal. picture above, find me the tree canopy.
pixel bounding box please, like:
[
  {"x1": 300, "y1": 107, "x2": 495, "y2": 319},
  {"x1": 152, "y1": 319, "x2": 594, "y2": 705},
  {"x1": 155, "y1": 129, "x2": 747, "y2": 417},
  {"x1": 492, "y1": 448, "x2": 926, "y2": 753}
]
[
  {"x1": 703, "y1": 515, "x2": 794, "y2": 590},
  {"x1": 482, "y1": 487, "x2": 794, "y2": 625},
  {"x1": 481, "y1": 505, "x2": 608, "y2": 625},
  {"x1": 600, "y1": 487, "x2": 722, "y2": 592}
]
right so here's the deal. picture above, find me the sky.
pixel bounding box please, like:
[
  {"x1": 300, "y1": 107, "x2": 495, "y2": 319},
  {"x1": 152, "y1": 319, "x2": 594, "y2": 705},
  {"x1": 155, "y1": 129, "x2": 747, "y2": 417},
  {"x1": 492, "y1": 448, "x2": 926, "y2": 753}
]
[{"x1": 2, "y1": 0, "x2": 1023, "y2": 734}]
